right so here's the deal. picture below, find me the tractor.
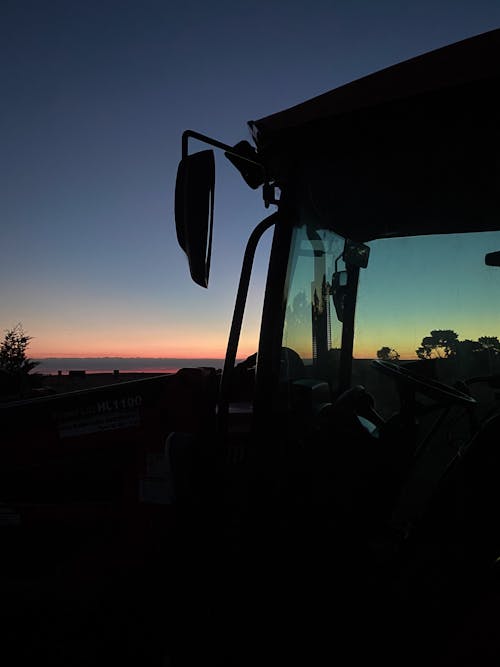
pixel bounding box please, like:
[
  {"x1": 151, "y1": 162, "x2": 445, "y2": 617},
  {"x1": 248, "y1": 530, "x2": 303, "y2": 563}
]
[
  {"x1": 172, "y1": 26, "x2": 500, "y2": 666},
  {"x1": 2, "y1": 27, "x2": 500, "y2": 666}
]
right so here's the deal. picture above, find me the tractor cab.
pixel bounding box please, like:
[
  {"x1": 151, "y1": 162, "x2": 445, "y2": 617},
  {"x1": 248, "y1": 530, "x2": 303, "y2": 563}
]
[
  {"x1": 176, "y1": 27, "x2": 500, "y2": 465},
  {"x1": 173, "y1": 28, "x2": 500, "y2": 665}
]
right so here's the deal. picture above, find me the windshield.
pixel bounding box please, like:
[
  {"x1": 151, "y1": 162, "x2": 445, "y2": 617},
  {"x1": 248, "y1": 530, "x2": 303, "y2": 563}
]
[
  {"x1": 354, "y1": 231, "x2": 500, "y2": 420},
  {"x1": 279, "y1": 222, "x2": 500, "y2": 429}
]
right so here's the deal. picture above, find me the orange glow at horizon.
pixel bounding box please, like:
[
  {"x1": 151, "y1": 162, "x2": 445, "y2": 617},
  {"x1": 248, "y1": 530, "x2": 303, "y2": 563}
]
[
  {"x1": 28, "y1": 337, "x2": 259, "y2": 360},
  {"x1": 22, "y1": 309, "x2": 260, "y2": 360}
]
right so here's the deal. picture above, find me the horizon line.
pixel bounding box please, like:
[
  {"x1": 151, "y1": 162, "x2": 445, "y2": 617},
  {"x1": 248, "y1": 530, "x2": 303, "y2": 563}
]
[{"x1": 33, "y1": 355, "x2": 228, "y2": 360}]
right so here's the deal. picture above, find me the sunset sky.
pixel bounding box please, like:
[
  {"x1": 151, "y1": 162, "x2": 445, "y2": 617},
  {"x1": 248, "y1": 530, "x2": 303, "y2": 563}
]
[{"x1": 2, "y1": 1, "x2": 500, "y2": 360}]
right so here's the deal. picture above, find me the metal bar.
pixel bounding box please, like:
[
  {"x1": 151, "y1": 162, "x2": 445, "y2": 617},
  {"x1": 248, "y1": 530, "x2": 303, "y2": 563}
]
[
  {"x1": 217, "y1": 212, "x2": 279, "y2": 434},
  {"x1": 182, "y1": 129, "x2": 264, "y2": 168},
  {"x1": 338, "y1": 264, "x2": 360, "y2": 394}
]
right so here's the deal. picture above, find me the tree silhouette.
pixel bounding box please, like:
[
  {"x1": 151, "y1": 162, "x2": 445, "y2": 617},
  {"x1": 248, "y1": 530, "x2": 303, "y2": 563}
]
[
  {"x1": 478, "y1": 336, "x2": 500, "y2": 354},
  {"x1": 456, "y1": 339, "x2": 482, "y2": 356},
  {"x1": 376, "y1": 346, "x2": 400, "y2": 361},
  {"x1": 0, "y1": 323, "x2": 39, "y2": 375},
  {"x1": 416, "y1": 329, "x2": 459, "y2": 359}
]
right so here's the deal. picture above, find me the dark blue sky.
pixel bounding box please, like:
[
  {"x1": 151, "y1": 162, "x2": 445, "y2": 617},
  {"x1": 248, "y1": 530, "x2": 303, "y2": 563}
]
[{"x1": 2, "y1": 0, "x2": 499, "y2": 358}]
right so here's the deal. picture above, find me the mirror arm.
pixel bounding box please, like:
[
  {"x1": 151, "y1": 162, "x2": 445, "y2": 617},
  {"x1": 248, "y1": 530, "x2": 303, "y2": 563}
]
[{"x1": 182, "y1": 130, "x2": 264, "y2": 170}]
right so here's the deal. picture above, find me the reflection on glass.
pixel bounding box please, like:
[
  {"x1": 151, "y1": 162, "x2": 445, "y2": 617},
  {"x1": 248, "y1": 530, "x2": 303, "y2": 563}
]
[{"x1": 282, "y1": 224, "x2": 345, "y2": 389}]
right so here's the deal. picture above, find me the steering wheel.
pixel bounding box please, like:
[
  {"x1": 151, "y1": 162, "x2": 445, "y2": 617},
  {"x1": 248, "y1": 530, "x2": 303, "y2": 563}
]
[{"x1": 371, "y1": 360, "x2": 477, "y2": 408}]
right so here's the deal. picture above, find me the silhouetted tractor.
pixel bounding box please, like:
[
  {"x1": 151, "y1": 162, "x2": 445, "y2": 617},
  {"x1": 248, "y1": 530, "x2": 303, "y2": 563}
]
[
  {"x1": 172, "y1": 27, "x2": 500, "y2": 666},
  {"x1": 2, "y1": 27, "x2": 500, "y2": 667}
]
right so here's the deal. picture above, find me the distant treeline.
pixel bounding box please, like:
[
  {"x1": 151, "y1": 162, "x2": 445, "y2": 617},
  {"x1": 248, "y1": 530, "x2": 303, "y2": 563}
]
[{"x1": 35, "y1": 358, "x2": 227, "y2": 373}]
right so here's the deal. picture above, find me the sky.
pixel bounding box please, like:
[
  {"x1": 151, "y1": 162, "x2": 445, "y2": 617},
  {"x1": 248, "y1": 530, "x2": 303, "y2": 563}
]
[
  {"x1": 2, "y1": 0, "x2": 500, "y2": 361},
  {"x1": 354, "y1": 233, "x2": 500, "y2": 359}
]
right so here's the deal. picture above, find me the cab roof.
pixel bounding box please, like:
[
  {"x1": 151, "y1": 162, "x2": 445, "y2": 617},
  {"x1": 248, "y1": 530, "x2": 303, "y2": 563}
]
[
  {"x1": 247, "y1": 29, "x2": 500, "y2": 241},
  {"x1": 249, "y1": 28, "x2": 500, "y2": 155}
]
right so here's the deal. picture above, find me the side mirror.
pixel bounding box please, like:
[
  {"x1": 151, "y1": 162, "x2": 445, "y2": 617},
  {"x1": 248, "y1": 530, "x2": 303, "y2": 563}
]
[
  {"x1": 485, "y1": 251, "x2": 500, "y2": 267},
  {"x1": 344, "y1": 240, "x2": 370, "y2": 268},
  {"x1": 175, "y1": 150, "x2": 215, "y2": 287},
  {"x1": 331, "y1": 270, "x2": 348, "y2": 322}
]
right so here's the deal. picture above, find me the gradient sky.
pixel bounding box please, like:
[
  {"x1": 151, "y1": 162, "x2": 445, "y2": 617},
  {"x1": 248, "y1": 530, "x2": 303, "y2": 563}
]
[
  {"x1": 2, "y1": 1, "x2": 500, "y2": 360},
  {"x1": 354, "y1": 232, "x2": 500, "y2": 359}
]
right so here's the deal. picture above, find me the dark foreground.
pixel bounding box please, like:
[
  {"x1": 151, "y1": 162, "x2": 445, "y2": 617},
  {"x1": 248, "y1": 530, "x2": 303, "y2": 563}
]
[
  {"x1": 4, "y1": 503, "x2": 500, "y2": 667},
  {"x1": 2, "y1": 370, "x2": 500, "y2": 666}
]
